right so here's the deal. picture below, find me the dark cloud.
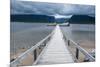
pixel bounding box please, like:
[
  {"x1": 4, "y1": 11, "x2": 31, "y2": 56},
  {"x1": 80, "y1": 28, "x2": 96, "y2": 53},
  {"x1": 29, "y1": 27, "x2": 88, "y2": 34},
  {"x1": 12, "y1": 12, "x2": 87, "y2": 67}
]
[{"x1": 11, "y1": 0, "x2": 95, "y2": 17}]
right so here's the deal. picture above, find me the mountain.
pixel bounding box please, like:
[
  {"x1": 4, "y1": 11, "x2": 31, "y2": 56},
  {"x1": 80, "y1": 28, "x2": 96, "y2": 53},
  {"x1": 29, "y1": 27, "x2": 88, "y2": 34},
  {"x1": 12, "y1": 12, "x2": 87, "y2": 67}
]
[
  {"x1": 68, "y1": 15, "x2": 95, "y2": 24},
  {"x1": 55, "y1": 18, "x2": 69, "y2": 23},
  {"x1": 10, "y1": 14, "x2": 55, "y2": 23}
]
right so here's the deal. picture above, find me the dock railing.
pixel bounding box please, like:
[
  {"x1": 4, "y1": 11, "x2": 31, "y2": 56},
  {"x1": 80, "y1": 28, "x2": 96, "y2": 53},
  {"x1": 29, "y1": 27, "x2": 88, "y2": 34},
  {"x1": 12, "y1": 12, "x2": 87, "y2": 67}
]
[
  {"x1": 10, "y1": 29, "x2": 54, "y2": 67},
  {"x1": 62, "y1": 30, "x2": 95, "y2": 62}
]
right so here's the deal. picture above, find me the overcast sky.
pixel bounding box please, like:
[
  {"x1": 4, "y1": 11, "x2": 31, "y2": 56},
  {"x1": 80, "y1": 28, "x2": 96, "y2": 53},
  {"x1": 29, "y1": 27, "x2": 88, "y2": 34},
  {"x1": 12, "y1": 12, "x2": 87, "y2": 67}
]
[{"x1": 11, "y1": 0, "x2": 95, "y2": 18}]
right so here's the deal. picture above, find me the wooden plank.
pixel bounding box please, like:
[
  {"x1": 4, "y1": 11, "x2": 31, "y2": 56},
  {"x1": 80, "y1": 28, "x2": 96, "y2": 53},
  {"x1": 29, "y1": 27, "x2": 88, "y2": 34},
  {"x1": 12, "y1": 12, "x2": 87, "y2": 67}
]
[{"x1": 35, "y1": 25, "x2": 74, "y2": 65}]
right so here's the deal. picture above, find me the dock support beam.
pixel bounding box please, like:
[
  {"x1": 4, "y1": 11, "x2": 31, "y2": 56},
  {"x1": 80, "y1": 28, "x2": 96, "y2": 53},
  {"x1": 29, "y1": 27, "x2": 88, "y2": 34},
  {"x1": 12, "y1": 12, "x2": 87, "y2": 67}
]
[
  {"x1": 68, "y1": 40, "x2": 70, "y2": 46},
  {"x1": 34, "y1": 49, "x2": 37, "y2": 61},
  {"x1": 76, "y1": 48, "x2": 79, "y2": 59}
]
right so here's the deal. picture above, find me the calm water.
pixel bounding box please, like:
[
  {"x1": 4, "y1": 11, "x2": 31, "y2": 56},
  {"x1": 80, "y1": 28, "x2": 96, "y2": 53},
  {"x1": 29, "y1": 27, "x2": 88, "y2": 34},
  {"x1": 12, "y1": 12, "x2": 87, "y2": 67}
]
[
  {"x1": 10, "y1": 22, "x2": 95, "y2": 54},
  {"x1": 10, "y1": 22, "x2": 55, "y2": 53},
  {"x1": 61, "y1": 24, "x2": 95, "y2": 48}
]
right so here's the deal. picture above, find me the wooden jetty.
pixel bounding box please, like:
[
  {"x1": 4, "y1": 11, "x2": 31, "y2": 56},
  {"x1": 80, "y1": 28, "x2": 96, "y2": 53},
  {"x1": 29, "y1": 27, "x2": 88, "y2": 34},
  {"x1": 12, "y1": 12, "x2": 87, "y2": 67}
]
[
  {"x1": 10, "y1": 25, "x2": 95, "y2": 67},
  {"x1": 34, "y1": 25, "x2": 74, "y2": 65}
]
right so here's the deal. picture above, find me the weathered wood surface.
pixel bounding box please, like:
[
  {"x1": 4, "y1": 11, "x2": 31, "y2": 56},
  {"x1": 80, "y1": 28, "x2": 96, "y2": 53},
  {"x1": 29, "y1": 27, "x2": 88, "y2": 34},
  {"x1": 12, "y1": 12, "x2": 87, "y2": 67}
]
[{"x1": 36, "y1": 25, "x2": 74, "y2": 65}]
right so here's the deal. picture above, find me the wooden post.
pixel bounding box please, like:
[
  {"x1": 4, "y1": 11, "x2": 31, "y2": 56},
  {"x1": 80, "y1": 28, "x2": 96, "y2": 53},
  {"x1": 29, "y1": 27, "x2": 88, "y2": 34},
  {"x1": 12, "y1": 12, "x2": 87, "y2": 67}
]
[
  {"x1": 47, "y1": 37, "x2": 50, "y2": 43},
  {"x1": 64, "y1": 36, "x2": 66, "y2": 40},
  {"x1": 68, "y1": 40, "x2": 70, "y2": 46},
  {"x1": 44, "y1": 41, "x2": 46, "y2": 46},
  {"x1": 76, "y1": 48, "x2": 79, "y2": 59},
  {"x1": 34, "y1": 49, "x2": 37, "y2": 61},
  {"x1": 63, "y1": 35, "x2": 65, "y2": 40}
]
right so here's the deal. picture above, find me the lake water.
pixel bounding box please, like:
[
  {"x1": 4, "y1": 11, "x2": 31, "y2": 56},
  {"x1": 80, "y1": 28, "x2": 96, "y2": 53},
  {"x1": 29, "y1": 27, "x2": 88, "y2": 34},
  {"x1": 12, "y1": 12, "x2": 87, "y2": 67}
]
[
  {"x1": 10, "y1": 22, "x2": 95, "y2": 57},
  {"x1": 10, "y1": 22, "x2": 55, "y2": 53},
  {"x1": 61, "y1": 24, "x2": 95, "y2": 49}
]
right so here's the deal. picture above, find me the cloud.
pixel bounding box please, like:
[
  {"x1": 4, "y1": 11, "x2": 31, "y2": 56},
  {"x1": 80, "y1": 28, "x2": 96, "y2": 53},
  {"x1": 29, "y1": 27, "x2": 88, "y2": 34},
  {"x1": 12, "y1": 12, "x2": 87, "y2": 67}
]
[
  {"x1": 11, "y1": 0, "x2": 95, "y2": 17},
  {"x1": 60, "y1": 4, "x2": 95, "y2": 15}
]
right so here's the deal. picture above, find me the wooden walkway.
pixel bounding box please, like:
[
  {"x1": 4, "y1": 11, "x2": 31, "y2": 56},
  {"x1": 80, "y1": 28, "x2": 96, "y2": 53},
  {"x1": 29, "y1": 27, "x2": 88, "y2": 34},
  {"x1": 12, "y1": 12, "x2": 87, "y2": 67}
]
[
  {"x1": 10, "y1": 25, "x2": 95, "y2": 67},
  {"x1": 35, "y1": 25, "x2": 74, "y2": 65}
]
